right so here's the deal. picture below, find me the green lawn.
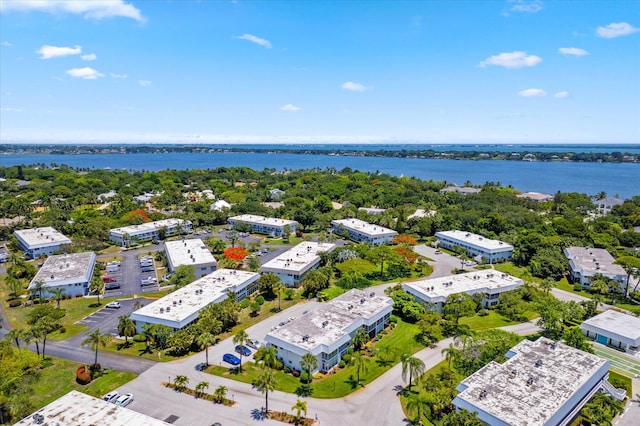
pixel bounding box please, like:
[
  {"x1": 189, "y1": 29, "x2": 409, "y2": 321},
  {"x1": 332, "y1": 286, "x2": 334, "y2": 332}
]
[
  {"x1": 493, "y1": 263, "x2": 537, "y2": 281},
  {"x1": 263, "y1": 237, "x2": 304, "y2": 246},
  {"x1": 207, "y1": 320, "x2": 424, "y2": 398},
  {"x1": 608, "y1": 371, "x2": 633, "y2": 397},
  {"x1": 319, "y1": 286, "x2": 345, "y2": 300},
  {"x1": 30, "y1": 356, "x2": 137, "y2": 409},
  {"x1": 459, "y1": 311, "x2": 519, "y2": 331}
]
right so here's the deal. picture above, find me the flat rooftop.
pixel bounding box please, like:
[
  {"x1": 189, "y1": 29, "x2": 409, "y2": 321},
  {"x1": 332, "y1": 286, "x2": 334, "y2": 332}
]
[
  {"x1": 110, "y1": 218, "x2": 185, "y2": 236},
  {"x1": 165, "y1": 238, "x2": 217, "y2": 267},
  {"x1": 436, "y1": 230, "x2": 513, "y2": 251},
  {"x1": 261, "y1": 242, "x2": 336, "y2": 273},
  {"x1": 131, "y1": 269, "x2": 259, "y2": 324},
  {"x1": 267, "y1": 289, "x2": 392, "y2": 352},
  {"x1": 29, "y1": 252, "x2": 95, "y2": 289},
  {"x1": 14, "y1": 390, "x2": 170, "y2": 425},
  {"x1": 581, "y1": 310, "x2": 640, "y2": 341},
  {"x1": 517, "y1": 192, "x2": 553, "y2": 201},
  {"x1": 403, "y1": 269, "x2": 523, "y2": 300},
  {"x1": 565, "y1": 246, "x2": 626, "y2": 276},
  {"x1": 332, "y1": 218, "x2": 398, "y2": 237},
  {"x1": 455, "y1": 337, "x2": 608, "y2": 426},
  {"x1": 229, "y1": 214, "x2": 297, "y2": 227},
  {"x1": 14, "y1": 227, "x2": 71, "y2": 247}
]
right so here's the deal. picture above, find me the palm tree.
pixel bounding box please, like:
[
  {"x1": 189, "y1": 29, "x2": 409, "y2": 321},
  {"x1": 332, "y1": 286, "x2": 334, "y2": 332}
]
[
  {"x1": 24, "y1": 328, "x2": 39, "y2": 356},
  {"x1": 89, "y1": 277, "x2": 103, "y2": 304},
  {"x1": 254, "y1": 366, "x2": 278, "y2": 413},
  {"x1": 441, "y1": 343, "x2": 459, "y2": 369},
  {"x1": 274, "y1": 281, "x2": 285, "y2": 311},
  {"x1": 32, "y1": 281, "x2": 45, "y2": 304},
  {"x1": 195, "y1": 381, "x2": 209, "y2": 398},
  {"x1": 196, "y1": 332, "x2": 216, "y2": 366},
  {"x1": 300, "y1": 352, "x2": 318, "y2": 383},
  {"x1": 351, "y1": 351, "x2": 368, "y2": 386},
  {"x1": 291, "y1": 399, "x2": 308, "y2": 425},
  {"x1": 50, "y1": 287, "x2": 65, "y2": 309},
  {"x1": 375, "y1": 345, "x2": 395, "y2": 366},
  {"x1": 401, "y1": 353, "x2": 426, "y2": 390},
  {"x1": 117, "y1": 316, "x2": 136, "y2": 344},
  {"x1": 5, "y1": 328, "x2": 25, "y2": 348},
  {"x1": 233, "y1": 329, "x2": 249, "y2": 371},
  {"x1": 406, "y1": 393, "x2": 431, "y2": 425},
  {"x1": 173, "y1": 375, "x2": 189, "y2": 392},
  {"x1": 213, "y1": 385, "x2": 228, "y2": 404},
  {"x1": 352, "y1": 327, "x2": 369, "y2": 351},
  {"x1": 538, "y1": 278, "x2": 554, "y2": 295},
  {"x1": 82, "y1": 328, "x2": 112, "y2": 367},
  {"x1": 255, "y1": 346, "x2": 278, "y2": 368}
]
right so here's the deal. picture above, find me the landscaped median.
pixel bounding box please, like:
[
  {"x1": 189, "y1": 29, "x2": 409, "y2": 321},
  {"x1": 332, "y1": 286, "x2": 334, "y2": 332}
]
[{"x1": 205, "y1": 320, "x2": 424, "y2": 398}]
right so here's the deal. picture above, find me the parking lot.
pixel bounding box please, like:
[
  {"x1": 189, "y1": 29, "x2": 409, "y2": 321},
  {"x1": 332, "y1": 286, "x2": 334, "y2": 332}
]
[{"x1": 78, "y1": 298, "x2": 153, "y2": 337}]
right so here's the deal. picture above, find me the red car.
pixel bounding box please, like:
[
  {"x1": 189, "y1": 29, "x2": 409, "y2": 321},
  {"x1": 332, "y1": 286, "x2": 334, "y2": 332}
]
[{"x1": 102, "y1": 276, "x2": 117, "y2": 283}]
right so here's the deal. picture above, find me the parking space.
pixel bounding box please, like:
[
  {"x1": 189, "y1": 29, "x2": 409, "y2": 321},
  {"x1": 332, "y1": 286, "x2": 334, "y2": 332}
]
[
  {"x1": 138, "y1": 255, "x2": 160, "y2": 293},
  {"x1": 78, "y1": 298, "x2": 154, "y2": 337},
  {"x1": 102, "y1": 261, "x2": 124, "y2": 297}
]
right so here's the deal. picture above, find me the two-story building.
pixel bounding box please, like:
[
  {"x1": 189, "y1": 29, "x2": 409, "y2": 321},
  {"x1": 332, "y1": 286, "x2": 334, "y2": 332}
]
[
  {"x1": 14, "y1": 227, "x2": 72, "y2": 259},
  {"x1": 331, "y1": 218, "x2": 397, "y2": 245},
  {"x1": 109, "y1": 218, "x2": 191, "y2": 246},
  {"x1": 564, "y1": 246, "x2": 627, "y2": 288},
  {"x1": 228, "y1": 214, "x2": 297, "y2": 237},
  {"x1": 28, "y1": 252, "x2": 96, "y2": 298},
  {"x1": 435, "y1": 230, "x2": 513, "y2": 263},
  {"x1": 165, "y1": 238, "x2": 217, "y2": 278},
  {"x1": 260, "y1": 241, "x2": 336, "y2": 287}
]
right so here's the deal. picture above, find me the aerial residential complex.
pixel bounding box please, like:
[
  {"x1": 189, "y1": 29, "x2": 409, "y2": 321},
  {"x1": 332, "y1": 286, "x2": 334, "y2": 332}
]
[
  {"x1": 264, "y1": 289, "x2": 393, "y2": 373},
  {"x1": 165, "y1": 238, "x2": 217, "y2": 278},
  {"x1": 14, "y1": 227, "x2": 72, "y2": 258},
  {"x1": 402, "y1": 270, "x2": 524, "y2": 313},
  {"x1": 580, "y1": 310, "x2": 640, "y2": 353},
  {"x1": 130, "y1": 269, "x2": 259, "y2": 333},
  {"x1": 453, "y1": 337, "x2": 613, "y2": 426},
  {"x1": 228, "y1": 214, "x2": 298, "y2": 237},
  {"x1": 435, "y1": 230, "x2": 513, "y2": 263},
  {"x1": 564, "y1": 246, "x2": 627, "y2": 288},
  {"x1": 331, "y1": 218, "x2": 397, "y2": 245},
  {"x1": 109, "y1": 218, "x2": 191, "y2": 246},
  {"x1": 28, "y1": 252, "x2": 96, "y2": 298},
  {"x1": 14, "y1": 391, "x2": 170, "y2": 426},
  {"x1": 260, "y1": 241, "x2": 336, "y2": 287}
]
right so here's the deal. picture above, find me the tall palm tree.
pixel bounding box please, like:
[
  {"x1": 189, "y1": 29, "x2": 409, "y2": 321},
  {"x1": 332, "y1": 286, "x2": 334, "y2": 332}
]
[
  {"x1": 82, "y1": 328, "x2": 112, "y2": 366},
  {"x1": 406, "y1": 393, "x2": 431, "y2": 425},
  {"x1": 351, "y1": 351, "x2": 368, "y2": 385},
  {"x1": 401, "y1": 353, "x2": 426, "y2": 390},
  {"x1": 117, "y1": 316, "x2": 136, "y2": 344},
  {"x1": 254, "y1": 366, "x2": 278, "y2": 414},
  {"x1": 50, "y1": 288, "x2": 65, "y2": 309},
  {"x1": 196, "y1": 332, "x2": 216, "y2": 366},
  {"x1": 255, "y1": 346, "x2": 278, "y2": 369},
  {"x1": 300, "y1": 352, "x2": 318, "y2": 383},
  {"x1": 291, "y1": 399, "x2": 308, "y2": 425},
  {"x1": 213, "y1": 385, "x2": 228, "y2": 404},
  {"x1": 441, "y1": 343, "x2": 459, "y2": 369},
  {"x1": 352, "y1": 327, "x2": 369, "y2": 351},
  {"x1": 274, "y1": 281, "x2": 285, "y2": 311},
  {"x1": 32, "y1": 281, "x2": 45, "y2": 304},
  {"x1": 375, "y1": 345, "x2": 396, "y2": 366},
  {"x1": 5, "y1": 328, "x2": 25, "y2": 348},
  {"x1": 233, "y1": 329, "x2": 249, "y2": 371},
  {"x1": 89, "y1": 277, "x2": 103, "y2": 304}
]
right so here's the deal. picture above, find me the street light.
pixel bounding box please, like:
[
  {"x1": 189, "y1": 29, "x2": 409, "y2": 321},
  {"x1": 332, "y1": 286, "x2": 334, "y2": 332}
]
[{"x1": 232, "y1": 394, "x2": 235, "y2": 402}]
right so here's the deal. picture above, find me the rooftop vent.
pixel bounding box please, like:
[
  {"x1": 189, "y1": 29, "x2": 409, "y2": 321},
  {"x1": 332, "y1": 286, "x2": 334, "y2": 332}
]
[
  {"x1": 166, "y1": 306, "x2": 170, "y2": 312},
  {"x1": 550, "y1": 341, "x2": 557, "y2": 350},
  {"x1": 160, "y1": 308, "x2": 164, "y2": 313},
  {"x1": 526, "y1": 377, "x2": 535, "y2": 386},
  {"x1": 479, "y1": 389, "x2": 488, "y2": 399},
  {"x1": 535, "y1": 359, "x2": 543, "y2": 368},
  {"x1": 360, "y1": 298, "x2": 366, "y2": 304},
  {"x1": 322, "y1": 321, "x2": 328, "y2": 328},
  {"x1": 370, "y1": 292, "x2": 375, "y2": 298}
]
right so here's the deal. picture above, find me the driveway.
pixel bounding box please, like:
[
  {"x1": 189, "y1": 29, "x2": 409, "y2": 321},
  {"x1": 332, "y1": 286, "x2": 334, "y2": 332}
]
[{"x1": 413, "y1": 244, "x2": 461, "y2": 278}]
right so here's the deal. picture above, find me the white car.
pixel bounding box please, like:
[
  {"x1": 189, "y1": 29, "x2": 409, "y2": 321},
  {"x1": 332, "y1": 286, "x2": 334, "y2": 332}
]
[
  {"x1": 103, "y1": 391, "x2": 119, "y2": 403},
  {"x1": 115, "y1": 393, "x2": 134, "y2": 407},
  {"x1": 105, "y1": 301, "x2": 121, "y2": 309}
]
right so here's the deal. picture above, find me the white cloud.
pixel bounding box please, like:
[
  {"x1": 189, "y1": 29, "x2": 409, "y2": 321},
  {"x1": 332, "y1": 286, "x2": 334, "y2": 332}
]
[
  {"x1": 506, "y1": 0, "x2": 543, "y2": 14},
  {"x1": 138, "y1": 80, "x2": 152, "y2": 86},
  {"x1": 110, "y1": 73, "x2": 128, "y2": 79},
  {"x1": 65, "y1": 67, "x2": 104, "y2": 79},
  {"x1": 558, "y1": 47, "x2": 589, "y2": 56},
  {"x1": 1, "y1": 41, "x2": 11, "y2": 46},
  {"x1": 478, "y1": 51, "x2": 542, "y2": 68},
  {"x1": 281, "y1": 104, "x2": 301, "y2": 112},
  {"x1": 554, "y1": 91, "x2": 569, "y2": 98},
  {"x1": 341, "y1": 81, "x2": 369, "y2": 92},
  {"x1": 0, "y1": 0, "x2": 145, "y2": 22},
  {"x1": 235, "y1": 34, "x2": 272, "y2": 48},
  {"x1": 518, "y1": 88, "x2": 546, "y2": 97},
  {"x1": 596, "y1": 22, "x2": 639, "y2": 38},
  {"x1": 36, "y1": 44, "x2": 82, "y2": 59},
  {"x1": 2, "y1": 107, "x2": 23, "y2": 112},
  {"x1": 81, "y1": 53, "x2": 96, "y2": 61}
]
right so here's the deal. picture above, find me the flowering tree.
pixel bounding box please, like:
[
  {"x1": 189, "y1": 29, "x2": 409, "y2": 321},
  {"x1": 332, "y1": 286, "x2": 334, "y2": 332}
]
[
  {"x1": 393, "y1": 234, "x2": 417, "y2": 246},
  {"x1": 224, "y1": 247, "x2": 249, "y2": 261}
]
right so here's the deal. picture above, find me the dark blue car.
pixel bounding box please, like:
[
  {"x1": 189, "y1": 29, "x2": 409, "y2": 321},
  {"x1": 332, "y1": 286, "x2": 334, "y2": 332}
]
[
  {"x1": 235, "y1": 345, "x2": 252, "y2": 357},
  {"x1": 223, "y1": 353, "x2": 241, "y2": 365}
]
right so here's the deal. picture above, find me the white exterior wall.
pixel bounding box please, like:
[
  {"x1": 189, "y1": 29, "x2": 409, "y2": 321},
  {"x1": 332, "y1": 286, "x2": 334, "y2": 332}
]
[
  {"x1": 435, "y1": 231, "x2": 513, "y2": 263},
  {"x1": 228, "y1": 215, "x2": 297, "y2": 237},
  {"x1": 109, "y1": 219, "x2": 191, "y2": 247}
]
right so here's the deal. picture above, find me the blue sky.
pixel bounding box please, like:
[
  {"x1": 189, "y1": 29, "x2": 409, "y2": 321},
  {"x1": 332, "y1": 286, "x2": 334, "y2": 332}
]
[{"x1": 0, "y1": 0, "x2": 638, "y2": 144}]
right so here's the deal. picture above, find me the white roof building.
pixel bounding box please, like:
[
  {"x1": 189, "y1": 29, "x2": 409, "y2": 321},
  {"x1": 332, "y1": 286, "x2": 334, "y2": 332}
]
[
  {"x1": 265, "y1": 289, "x2": 392, "y2": 373},
  {"x1": 403, "y1": 270, "x2": 524, "y2": 313},
  {"x1": 580, "y1": 310, "x2": 640, "y2": 352},
  {"x1": 331, "y1": 218, "x2": 397, "y2": 245},
  {"x1": 407, "y1": 209, "x2": 436, "y2": 220},
  {"x1": 596, "y1": 197, "x2": 623, "y2": 214},
  {"x1": 439, "y1": 185, "x2": 481, "y2": 194},
  {"x1": 130, "y1": 269, "x2": 259, "y2": 332},
  {"x1": 165, "y1": 238, "x2": 217, "y2": 277},
  {"x1": 453, "y1": 337, "x2": 610, "y2": 426},
  {"x1": 228, "y1": 214, "x2": 297, "y2": 237},
  {"x1": 358, "y1": 207, "x2": 386, "y2": 215},
  {"x1": 564, "y1": 247, "x2": 627, "y2": 287},
  {"x1": 109, "y1": 218, "x2": 191, "y2": 246},
  {"x1": 517, "y1": 192, "x2": 554, "y2": 202},
  {"x1": 28, "y1": 252, "x2": 96, "y2": 298},
  {"x1": 14, "y1": 227, "x2": 72, "y2": 259},
  {"x1": 260, "y1": 241, "x2": 336, "y2": 287},
  {"x1": 14, "y1": 390, "x2": 170, "y2": 426},
  {"x1": 435, "y1": 230, "x2": 513, "y2": 263},
  {"x1": 210, "y1": 199, "x2": 231, "y2": 211}
]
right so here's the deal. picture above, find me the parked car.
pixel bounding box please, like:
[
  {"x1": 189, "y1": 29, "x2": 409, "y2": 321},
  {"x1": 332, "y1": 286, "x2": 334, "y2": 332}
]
[
  {"x1": 246, "y1": 339, "x2": 261, "y2": 350},
  {"x1": 141, "y1": 266, "x2": 154, "y2": 273},
  {"x1": 235, "y1": 345, "x2": 251, "y2": 357},
  {"x1": 114, "y1": 393, "x2": 134, "y2": 407},
  {"x1": 223, "y1": 353, "x2": 241, "y2": 365},
  {"x1": 105, "y1": 283, "x2": 121, "y2": 290},
  {"x1": 102, "y1": 276, "x2": 117, "y2": 283},
  {"x1": 105, "y1": 301, "x2": 121, "y2": 309},
  {"x1": 103, "y1": 391, "x2": 119, "y2": 403},
  {"x1": 141, "y1": 277, "x2": 157, "y2": 286}
]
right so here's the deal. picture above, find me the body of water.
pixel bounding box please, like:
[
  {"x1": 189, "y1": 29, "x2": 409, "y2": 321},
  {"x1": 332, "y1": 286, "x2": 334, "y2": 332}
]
[{"x1": 1, "y1": 150, "x2": 638, "y2": 199}]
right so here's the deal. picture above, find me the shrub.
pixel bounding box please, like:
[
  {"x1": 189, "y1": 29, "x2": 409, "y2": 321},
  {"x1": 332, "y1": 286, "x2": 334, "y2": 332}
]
[
  {"x1": 133, "y1": 333, "x2": 146, "y2": 343},
  {"x1": 283, "y1": 366, "x2": 291, "y2": 374},
  {"x1": 284, "y1": 289, "x2": 295, "y2": 300},
  {"x1": 58, "y1": 326, "x2": 67, "y2": 333},
  {"x1": 342, "y1": 353, "x2": 352, "y2": 363},
  {"x1": 338, "y1": 360, "x2": 346, "y2": 368},
  {"x1": 255, "y1": 295, "x2": 265, "y2": 305},
  {"x1": 9, "y1": 299, "x2": 22, "y2": 307},
  {"x1": 239, "y1": 299, "x2": 250, "y2": 309},
  {"x1": 389, "y1": 315, "x2": 398, "y2": 324},
  {"x1": 300, "y1": 371, "x2": 310, "y2": 383},
  {"x1": 573, "y1": 283, "x2": 583, "y2": 292},
  {"x1": 478, "y1": 309, "x2": 489, "y2": 317},
  {"x1": 88, "y1": 363, "x2": 102, "y2": 379}
]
